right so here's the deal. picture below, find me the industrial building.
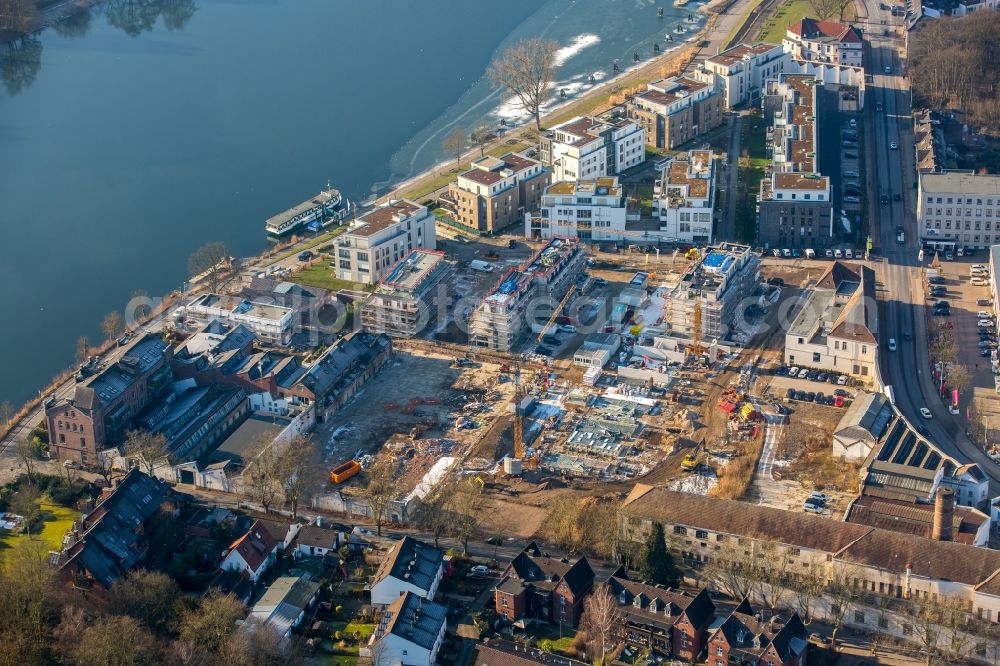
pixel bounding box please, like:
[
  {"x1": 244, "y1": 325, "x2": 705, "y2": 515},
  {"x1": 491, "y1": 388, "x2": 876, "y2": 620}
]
[
  {"x1": 525, "y1": 177, "x2": 627, "y2": 241},
  {"x1": 661, "y1": 243, "x2": 761, "y2": 346},
  {"x1": 654, "y1": 150, "x2": 717, "y2": 245},
  {"x1": 360, "y1": 249, "x2": 454, "y2": 337},
  {"x1": 469, "y1": 237, "x2": 586, "y2": 352}
]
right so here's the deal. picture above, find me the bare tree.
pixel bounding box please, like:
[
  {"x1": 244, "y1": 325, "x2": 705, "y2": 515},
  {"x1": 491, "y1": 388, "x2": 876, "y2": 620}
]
[
  {"x1": 806, "y1": 0, "x2": 840, "y2": 19},
  {"x1": 756, "y1": 541, "x2": 795, "y2": 613},
  {"x1": 101, "y1": 311, "x2": 125, "y2": 341},
  {"x1": 836, "y1": 0, "x2": 852, "y2": 20},
  {"x1": 0, "y1": 400, "x2": 13, "y2": 428},
  {"x1": 704, "y1": 536, "x2": 765, "y2": 602},
  {"x1": 826, "y1": 566, "x2": 863, "y2": 646},
  {"x1": 274, "y1": 437, "x2": 312, "y2": 520},
  {"x1": 363, "y1": 456, "x2": 399, "y2": 537},
  {"x1": 188, "y1": 242, "x2": 229, "y2": 293},
  {"x1": 124, "y1": 429, "x2": 169, "y2": 477},
  {"x1": 0, "y1": 0, "x2": 39, "y2": 34},
  {"x1": 75, "y1": 335, "x2": 90, "y2": 363},
  {"x1": 582, "y1": 583, "x2": 619, "y2": 666},
  {"x1": 109, "y1": 569, "x2": 182, "y2": 634},
  {"x1": 788, "y1": 560, "x2": 827, "y2": 625},
  {"x1": 470, "y1": 125, "x2": 494, "y2": 158},
  {"x1": 946, "y1": 364, "x2": 971, "y2": 396},
  {"x1": 178, "y1": 591, "x2": 246, "y2": 656},
  {"x1": 448, "y1": 476, "x2": 483, "y2": 554},
  {"x1": 487, "y1": 38, "x2": 560, "y2": 131},
  {"x1": 242, "y1": 436, "x2": 282, "y2": 514},
  {"x1": 92, "y1": 452, "x2": 115, "y2": 488},
  {"x1": 67, "y1": 614, "x2": 161, "y2": 665},
  {"x1": 0, "y1": 539, "x2": 57, "y2": 664},
  {"x1": 442, "y1": 127, "x2": 465, "y2": 169},
  {"x1": 14, "y1": 435, "x2": 38, "y2": 484},
  {"x1": 415, "y1": 473, "x2": 457, "y2": 549}
]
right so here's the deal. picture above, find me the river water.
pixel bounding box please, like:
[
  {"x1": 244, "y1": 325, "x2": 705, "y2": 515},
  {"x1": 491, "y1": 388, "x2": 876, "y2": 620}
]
[{"x1": 0, "y1": 0, "x2": 704, "y2": 406}]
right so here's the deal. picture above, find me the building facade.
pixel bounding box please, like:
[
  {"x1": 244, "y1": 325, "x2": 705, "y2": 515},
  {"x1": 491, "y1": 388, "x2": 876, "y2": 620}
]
[
  {"x1": 186, "y1": 293, "x2": 295, "y2": 346},
  {"x1": 360, "y1": 249, "x2": 454, "y2": 337},
  {"x1": 494, "y1": 541, "x2": 595, "y2": 628},
  {"x1": 335, "y1": 200, "x2": 436, "y2": 285},
  {"x1": 469, "y1": 238, "x2": 586, "y2": 352},
  {"x1": 369, "y1": 536, "x2": 444, "y2": 606},
  {"x1": 525, "y1": 177, "x2": 627, "y2": 241},
  {"x1": 46, "y1": 333, "x2": 173, "y2": 466},
  {"x1": 782, "y1": 17, "x2": 863, "y2": 68},
  {"x1": 439, "y1": 152, "x2": 549, "y2": 234},
  {"x1": 698, "y1": 42, "x2": 789, "y2": 108},
  {"x1": 540, "y1": 114, "x2": 645, "y2": 182},
  {"x1": 758, "y1": 74, "x2": 833, "y2": 250},
  {"x1": 784, "y1": 261, "x2": 878, "y2": 379},
  {"x1": 655, "y1": 149, "x2": 717, "y2": 244},
  {"x1": 917, "y1": 171, "x2": 1000, "y2": 252},
  {"x1": 626, "y1": 77, "x2": 724, "y2": 150},
  {"x1": 369, "y1": 592, "x2": 447, "y2": 666}
]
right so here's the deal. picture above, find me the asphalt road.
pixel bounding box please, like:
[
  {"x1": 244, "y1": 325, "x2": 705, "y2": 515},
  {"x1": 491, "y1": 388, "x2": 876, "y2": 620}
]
[{"x1": 862, "y1": 0, "x2": 1000, "y2": 493}]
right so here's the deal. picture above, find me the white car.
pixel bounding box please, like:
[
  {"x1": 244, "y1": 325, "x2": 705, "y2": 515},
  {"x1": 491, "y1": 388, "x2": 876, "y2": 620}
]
[
  {"x1": 837, "y1": 375, "x2": 848, "y2": 385},
  {"x1": 888, "y1": 338, "x2": 897, "y2": 351},
  {"x1": 845, "y1": 249, "x2": 854, "y2": 259},
  {"x1": 803, "y1": 502, "x2": 824, "y2": 514},
  {"x1": 558, "y1": 324, "x2": 577, "y2": 334},
  {"x1": 971, "y1": 264, "x2": 988, "y2": 271},
  {"x1": 809, "y1": 492, "x2": 832, "y2": 503},
  {"x1": 978, "y1": 311, "x2": 994, "y2": 319},
  {"x1": 789, "y1": 366, "x2": 800, "y2": 377},
  {"x1": 834, "y1": 249, "x2": 844, "y2": 258},
  {"x1": 920, "y1": 407, "x2": 933, "y2": 419},
  {"x1": 890, "y1": 141, "x2": 898, "y2": 150},
  {"x1": 972, "y1": 277, "x2": 989, "y2": 286}
]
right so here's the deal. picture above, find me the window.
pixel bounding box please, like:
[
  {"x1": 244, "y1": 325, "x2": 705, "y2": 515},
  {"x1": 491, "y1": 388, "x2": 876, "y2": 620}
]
[
  {"x1": 878, "y1": 616, "x2": 889, "y2": 629},
  {"x1": 855, "y1": 610, "x2": 866, "y2": 624},
  {"x1": 813, "y1": 352, "x2": 821, "y2": 362},
  {"x1": 696, "y1": 530, "x2": 708, "y2": 539},
  {"x1": 673, "y1": 526, "x2": 687, "y2": 535},
  {"x1": 716, "y1": 645, "x2": 724, "y2": 656},
  {"x1": 902, "y1": 623, "x2": 913, "y2": 636},
  {"x1": 80, "y1": 437, "x2": 86, "y2": 448}
]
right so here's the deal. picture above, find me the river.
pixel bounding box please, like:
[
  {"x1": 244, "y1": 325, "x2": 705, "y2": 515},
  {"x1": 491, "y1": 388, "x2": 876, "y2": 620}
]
[{"x1": 0, "y1": 0, "x2": 704, "y2": 407}]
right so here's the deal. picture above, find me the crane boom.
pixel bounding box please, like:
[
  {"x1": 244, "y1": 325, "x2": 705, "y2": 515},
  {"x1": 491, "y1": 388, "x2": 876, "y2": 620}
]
[{"x1": 536, "y1": 285, "x2": 577, "y2": 342}]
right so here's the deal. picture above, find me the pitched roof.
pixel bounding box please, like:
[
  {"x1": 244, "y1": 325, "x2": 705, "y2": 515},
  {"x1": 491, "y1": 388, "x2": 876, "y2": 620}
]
[
  {"x1": 828, "y1": 264, "x2": 876, "y2": 343},
  {"x1": 474, "y1": 638, "x2": 590, "y2": 666},
  {"x1": 505, "y1": 540, "x2": 595, "y2": 595},
  {"x1": 251, "y1": 575, "x2": 321, "y2": 637},
  {"x1": 227, "y1": 520, "x2": 278, "y2": 575},
  {"x1": 711, "y1": 599, "x2": 807, "y2": 660},
  {"x1": 814, "y1": 260, "x2": 861, "y2": 290},
  {"x1": 787, "y1": 17, "x2": 862, "y2": 43},
  {"x1": 297, "y1": 524, "x2": 339, "y2": 549},
  {"x1": 371, "y1": 536, "x2": 443, "y2": 593},
  {"x1": 607, "y1": 570, "x2": 716, "y2": 629},
  {"x1": 374, "y1": 591, "x2": 447, "y2": 652},
  {"x1": 845, "y1": 494, "x2": 989, "y2": 545}
]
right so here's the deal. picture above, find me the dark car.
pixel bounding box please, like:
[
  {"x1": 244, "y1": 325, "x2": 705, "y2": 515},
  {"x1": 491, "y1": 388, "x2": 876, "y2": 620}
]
[
  {"x1": 843, "y1": 151, "x2": 858, "y2": 159},
  {"x1": 875, "y1": 102, "x2": 884, "y2": 112},
  {"x1": 297, "y1": 250, "x2": 313, "y2": 261},
  {"x1": 767, "y1": 277, "x2": 785, "y2": 286},
  {"x1": 535, "y1": 345, "x2": 553, "y2": 356},
  {"x1": 817, "y1": 372, "x2": 828, "y2": 382},
  {"x1": 542, "y1": 335, "x2": 561, "y2": 346},
  {"x1": 787, "y1": 388, "x2": 796, "y2": 399},
  {"x1": 880, "y1": 194, "x2": 889, "y2": 205},
  {"x1": 828, "y1": 374, "x2": 839, "y2": 384},
  {"x1": 815, "y1": 392, "x2": 826, "y2": 404},
  {"x1": 935, "y1": 300, "x2": 950, "y2": 309},
  {"x1": 805, "y1": 392, "x2": 816, "y2": 402},
  {"x1": 903, "y1": 332, "x2": 912, "y2": 341},
  {"x1": 795, "y1": 390, "x2": 807, "y2": 401},
  {"x1": 917, "y1": 425, "x2": 930, "y2": 437},
  {"x1": 928, "y1": 276, "x2": 946, "y2": 284},
  {"x1": 894, "y1": 193, "x2": 901, "y2": 201},
  {"x1": 834, "y1": 389, "x2": 848, "y2": 397},
  {"x1": 508, "y1": 239, "x2": 518, "y2": 249}
]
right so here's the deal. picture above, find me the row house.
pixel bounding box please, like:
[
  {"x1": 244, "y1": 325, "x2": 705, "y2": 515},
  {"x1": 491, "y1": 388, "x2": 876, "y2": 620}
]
[{"x1": 707, "y1": 598, "x2": 808, "y2": 666}]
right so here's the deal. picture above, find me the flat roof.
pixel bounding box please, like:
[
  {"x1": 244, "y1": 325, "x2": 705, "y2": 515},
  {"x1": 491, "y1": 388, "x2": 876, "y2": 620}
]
[
  {"x1": 483, "y1": 237, "x2": 579, "y2": 304},
  {"x1": 545, "y1": 176, "x2": 622, "y2": 198},
  {"x1": 708, "y1": 41, "x2": 781, "y2": 67},
  {"x1": 663, "y1": 151, "x2": 714, "y2": 199},
  {"x1": 349, "y1": 200, "x2": 423, "y2": 237},
  {"x1": 773, "y1": 172, "x2": 829, "y2": 190},
  {"x1": 379, "y1": 249, "x2": 446, "y2": 293},
  {"x1": 920, "y1": 171, "x2": 1000, "y2": 195},
  {"x1": 191, "y1": 293, "x2": 292, "y2": 322},
  {"x1": 208, "y1": 414, "x2": 291, "y2": 465}
]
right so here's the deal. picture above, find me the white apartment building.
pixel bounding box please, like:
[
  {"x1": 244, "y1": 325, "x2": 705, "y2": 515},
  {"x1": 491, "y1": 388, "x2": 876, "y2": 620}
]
[
  {"x1": 334, "y1": 200, "x2": 436, "y2": 285},
  {"x1": 186, "y1": 293, "x2": 294, "y2": 346},
  {"x1": 360, "y1": 249, "x2": 453, "y2": 338},
  {"x1": 782, "y1": 18, "x2": 863, "y2": 68},
  {"x1": 541, "y1": 114, "x2": 645, "y2": 182},
  {"x1": 917, "y1": 171, "x2": 1000, "y2": 252},
  {"x1": 784, "y1": 261, "x2": 878, "y2": 379},
  {"x1": 525, "y1": 177, "x2": 627, "y2": 241},
  {"x1": 654, "y1": 149, "x2": 717, "y2": 244},
  {"x1": 698, "y1": 42, "x2": 788, "y2": 108}
]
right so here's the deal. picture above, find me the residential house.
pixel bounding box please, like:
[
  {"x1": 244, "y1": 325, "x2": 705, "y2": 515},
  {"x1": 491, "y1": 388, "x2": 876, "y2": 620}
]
[
  {"x1": 250, "y1": 575, "x2": 322, "y2": 640},
  {"x1": 607, "y1": 568, "x2": 716, "y2": 661},
  {"x1": 334, "y1": 200, "x2": 437, "y2": 285},
  {"x1": 186, "y1": 293, "x2": 295, "y2": 346},
  {"x1": 697, "y1": 42, "x2": 788, "y2": 108},
  {"x1": 58, "y1": 469, "x2": 182, "y2": 588},
  {"x1": 295, "y1": 523, "x2": 343, "y2": 559},
  {"x1": 784, "y1": 261, "x2": 878, "y2": 379},
  {"x1": 706, "y1": 599, "x2": 808, "y2": 666},
  {"x1": 782, "y1": 18, "x2": 863, "y2": 67},
  {"x1": 221, "y1": 519, "x2": 279, "y2": 583},
  {"x1": 494, "y1": 540, "x2": 595, "y2": 627},
  {"x1": 474, "y1": 638, "x2": 589, "y2": 666},
  {"x1": 46, "y1": 332, "x2": 173, "y2": 466},
  {"x1": 539, "y1": 114, "x2": 645, "y2": 182},
  {"x1": 440, "y1": 152, "x2": 549, "y2": 234},
  {"x1": 626, "y1": 77, "x2": 724, "y2": 149},
  {"x1": 525, "y1": 177, "x2": 627, "y2": 241},
  {"x1": 369, "y1": 536, "x2": 445, "y2": 606},
  {"x1": 368, "y1": 591, "x2": 447, "y2": 666},
  {"x1": 654, "y1": 149, "x2": 717, "y2": 244}
]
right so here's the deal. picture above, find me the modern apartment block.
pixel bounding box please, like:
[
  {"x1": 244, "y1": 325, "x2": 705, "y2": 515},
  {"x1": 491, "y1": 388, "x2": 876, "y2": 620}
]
[
  {"x1": 626, "y1": 77, "x2": 724, "y2": 150},
  {"x1": 662, "y1": 243, "x2": 761, "y2": 345},
  {"x1": 698, "y1": 42, "x2": 788, "y2": 108},
  {"x1": 439, "y1": 152, "x2": 549, "y2": 234},
  {"x1": 525, "y1": 177, "x2": 627, "y2": 241},
  {"x1": 539, "y1": 113, "x2": 645, "y2": 182},
  {"x1": 469, "y1": 237, "x2": 586, "y2": 352},
  {"x1": 654, "y1": 150, "x2": 717, "y2": 245},
  {"x1": 917, "y1": 171, "x2": 1000, "y2": 252},
  {"x1": 46, "y1": 333, "x2": 173, "y2": 465},
  {"x1": 360, "y1": 249, "x2": 454, "y2": 337},
  {"x1": 784, "y1": 261, "x2": 878, "y2": 379},
  {"x1": 334, "y1": 200, "x2": 436, "y2": 285},
  {"x1": 782, "y1": 18, "x2": 863, "y2": 68},
  {"x1": 758, "y1": 73, "x2": 833, "y2": 250},
  {"x1": 186, "y1": 293, "x2": 295, "y2": 346}
]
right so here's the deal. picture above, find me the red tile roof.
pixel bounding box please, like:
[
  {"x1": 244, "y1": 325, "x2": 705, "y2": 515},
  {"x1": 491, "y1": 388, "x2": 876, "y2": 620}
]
[
  {"x1": 227, "y1": 520, "x2": 278, "y2": 575},
  {"x1": 787, "y1": 17, "x2": 862, "y2": 43}
]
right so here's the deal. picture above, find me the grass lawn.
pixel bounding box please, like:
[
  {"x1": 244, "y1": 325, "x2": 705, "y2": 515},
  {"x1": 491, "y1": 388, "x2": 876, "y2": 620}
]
[
  {"x1": 397, "y1": 139, "x2": 534, "y2": 203},
  {"x1": 0, "y1": 501, "x2": 77, "y2": 561},
  {"x1": 760, "y1": 0, "x2": 855, "y2": 43},
  {"x1": 290, "y1": 264, "x2": 371, "y2": 293},
  {"x1": 538, "y1": 636, "x2": 576, "y2": 654},
  {"x1": 343, "y1": 622, "x2": 376, "y2": 641},
  {"x1": 269, "y1": 225, "x2": 350, "y2": 264},
  {"x1": 634, "y1": 181, "x2": 656, "y2": 216}
]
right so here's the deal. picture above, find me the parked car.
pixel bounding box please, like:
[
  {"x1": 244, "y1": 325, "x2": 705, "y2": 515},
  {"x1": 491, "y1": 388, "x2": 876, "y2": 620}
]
[
  {"x1": 837, "y1": 375, "x2": 848, "y2": 385},
  {"x1": 558, "y1": 324, "x2": 577, "y2": 333},
  {"x1": 843, "y1": 151, "x2": 858, "y2": 159},
  {"x1": 893, "y1": 193, "x2": 901, "y2": 201},
  {"x1": 786, "y1": 388, "x2": 796, "y2": 399},
  {"x1": 815, "y1": 392, "x2": 826, "y2": 404},
  {"x1": 834, "y1": 389, "x2": 848, "y2": 397},
  {"x1": 767, "y1": 277, "x2": 785, "y2": 286},
  {"x1": 803, "y1": 501, "x2": 824, "y2": 514},
  {"x1": 889, "y1": 141, "x2": 898, "y2": 150},
  {"x1": 297, "y1": 250, "x2": 314, "y2": 261},
  {"x1": 594, "y1": 277, "x2": 609, "y2": 287},
  {"x1": 972, "y1": 277, "x2": 989, "y2": 286},
  {"x1": 542, "y1": 335, "x2": 561, "y2": 345},
  {"x1": 535, "y1": 345, "x2": 553, "y2": 356},
  {"x1": 789, "y1": 366, "x2": 800, "y2": 377},
  {"x1": 920, "y1": 407, "x2": 933, "y2": 419},
  {"x1": 782, "y1": 248, "x2": 792, "y2": 257},
  {"x1": 810, "y1": 492, "x2": 832, "y2": 502},
  {"x1": 888, "y1": 338, "x2": 897, "y2": 351},
  {"x1": 834, "y1": 249, "x2": 844, "y2": 258},
  {"x1": 825, "y1": 249, "x2": 834, "y2": 258},
  {"x1": 797, "y1": 368, "x2": 809, "y2": 379},
  {"x1": 843, "y1": 195, "x2": 861, "y2": 204},
  {"x1": 903, "y1": 332, "x2": 912, "y2": 341}
]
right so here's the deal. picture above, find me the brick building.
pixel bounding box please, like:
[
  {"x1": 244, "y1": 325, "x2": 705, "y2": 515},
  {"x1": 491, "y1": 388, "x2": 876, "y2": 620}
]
[
  {"x1": 440, "y1": 152, "x2": 549, "y2": 234},
  {"x1": 707, "y1": 599, "x2": 808, "y2": 666},
  {"x1": 494, "y1": 541, "x2": 595, "y2": 627}
]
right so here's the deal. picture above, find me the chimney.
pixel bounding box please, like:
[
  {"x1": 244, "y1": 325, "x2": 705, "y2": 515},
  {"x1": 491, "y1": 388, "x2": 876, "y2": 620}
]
[
  {"x1": 903, "y1": 562, "x2": 913, "y2": 599},
  {"x1": 932, "y1": 487, "x2": 955, "y2": 542}
]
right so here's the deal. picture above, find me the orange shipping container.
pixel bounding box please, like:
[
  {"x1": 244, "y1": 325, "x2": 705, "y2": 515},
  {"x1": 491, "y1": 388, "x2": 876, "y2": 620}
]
[{"x1": 329, "y1": 460, "x2": 361, "y2": 484}]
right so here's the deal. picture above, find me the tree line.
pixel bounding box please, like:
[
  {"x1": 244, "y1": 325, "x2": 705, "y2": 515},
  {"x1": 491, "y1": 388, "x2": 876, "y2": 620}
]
[{"x1": 910, "y1": 11, "x2": 1000, "y2": 137}]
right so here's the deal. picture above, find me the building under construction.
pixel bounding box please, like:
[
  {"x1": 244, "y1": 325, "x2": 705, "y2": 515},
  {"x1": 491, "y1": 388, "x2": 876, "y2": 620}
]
[
  {"x1": 469, "y1": 237, "x2": 586, "y2": 352},
  {"x1": 360, "y1": 249, "x2": 454, "y2": 337},
  {"x1": 662, "y1": 243, "x2": 761, "y2": 346}
]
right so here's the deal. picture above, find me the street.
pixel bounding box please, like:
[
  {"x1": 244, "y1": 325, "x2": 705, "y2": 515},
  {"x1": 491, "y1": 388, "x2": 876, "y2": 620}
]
[{"x1": 861, "y1": 0, "x2": 1000, "y2": 493}]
